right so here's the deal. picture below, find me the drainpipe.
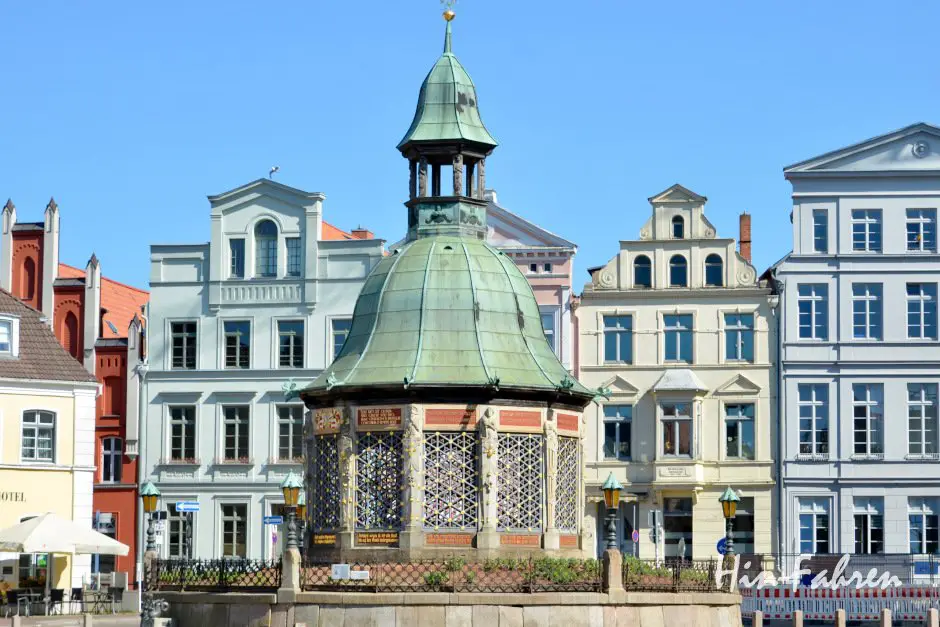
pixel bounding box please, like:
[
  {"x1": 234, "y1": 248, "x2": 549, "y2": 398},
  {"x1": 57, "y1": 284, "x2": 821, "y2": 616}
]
[
  {"x1": 771, "y1": 274, "x2": 784, "y2": 557},
  {"x1": 135, "y1": 303, "x2": 149, "y2": 613}
]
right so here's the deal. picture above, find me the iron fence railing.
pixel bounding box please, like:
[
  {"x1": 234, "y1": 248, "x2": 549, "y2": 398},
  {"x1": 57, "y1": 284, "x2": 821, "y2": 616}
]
[
  {"x1": 300, "y1": 557, "x2": 602, "y2": 593},
  {"x1": 149, "y1": 558, "x2": 282, "y2": 591},
  {"x1": 621, "y1": 557, "x2": 728, "y2": 593}
]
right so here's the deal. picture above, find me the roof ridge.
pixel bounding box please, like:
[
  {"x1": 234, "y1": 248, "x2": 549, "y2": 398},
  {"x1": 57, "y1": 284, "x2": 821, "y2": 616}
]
[{"x1": 58, "y1": 262, "x2": 149, "y2": 295}]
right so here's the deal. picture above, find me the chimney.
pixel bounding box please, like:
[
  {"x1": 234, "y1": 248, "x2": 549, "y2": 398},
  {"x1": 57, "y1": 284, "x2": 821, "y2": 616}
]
[
  {"x1": 351, "y1": 226, "x2": 374, "y2": 240},
  {"x1": 739, "y1": 212, "x2": 752, "y2": 263},
  {"x1": 42, "y1": 198, "x2": 60, "y2": 323},
  {"x1": 83, "y1": 253, "x2": 101, "y2": 374}
]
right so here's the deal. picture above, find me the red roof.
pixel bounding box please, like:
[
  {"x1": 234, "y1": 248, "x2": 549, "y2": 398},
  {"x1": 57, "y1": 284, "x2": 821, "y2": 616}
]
[
  {"x1": 323, "y1": 222, "x2": 355, "y2": 240},
  {"x1": 58, "y1": 263, "x2": 149, "y2": 339}
]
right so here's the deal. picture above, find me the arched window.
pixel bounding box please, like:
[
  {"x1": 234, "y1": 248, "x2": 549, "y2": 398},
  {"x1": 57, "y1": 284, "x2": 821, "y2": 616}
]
[
  {"x1": 254, "y1": 219, "x2": 278, "y2": 277},
  {"x1": 633, "y1": 255, "x2": 652, "y2": 288},
  {"x1": 22, "y1": 257, "x2": 36, "y2": 302},
  {"x1": 705, "y1": 254, "x2": 724, "y2": 287},
  {"x1": 669, "y1": 255, "x2": 687, "y2": 287},
  {"x1": 63, "y1": 312, "x2": 79, "y2": 359},
  {"x1": 672, "y1": 216, "x2": 685, "y2": 239}
]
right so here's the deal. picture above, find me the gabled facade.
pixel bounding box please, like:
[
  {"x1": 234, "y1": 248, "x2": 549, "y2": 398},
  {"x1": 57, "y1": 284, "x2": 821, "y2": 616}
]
[
  {"x1": 143, "y1": 178, "x2": 383, "y2": 560},
  {"x1": 577, "y1": 184, "x2": 777, "y2": 560},
  {"x1": 771, "y1": 123, "x2": 940, "y2": 559},
  {"x1": 0, "y1": 199, "x2": 148, "y2": 586}
]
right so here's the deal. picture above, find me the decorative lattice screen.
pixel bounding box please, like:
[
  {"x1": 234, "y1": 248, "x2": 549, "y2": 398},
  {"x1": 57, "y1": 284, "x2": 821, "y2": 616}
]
[
  {"x1": 309, "y1": 434, "x2": 339, "y2": 530},
  {"x1": 497, "y1": 433, "x2": 544, "y2": 531},
  {"x1": 355, "y1": 431, "x2": 403, "y2": 530},
  {"x1": 423, "y1": 431, "x2": 478, "y2": 530},
  {"x1": 556, "y1": 436, "x2": 579, "y2": 531}
]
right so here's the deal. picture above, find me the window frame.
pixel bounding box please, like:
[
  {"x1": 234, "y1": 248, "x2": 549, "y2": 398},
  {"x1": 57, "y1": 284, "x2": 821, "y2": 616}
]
[
  {"x1": 854, "y1": 498, "x2": 885, "y2": 555},
  {"x1": 663, "y1": 313, "x2": 693, "y2": 364},
  {"x1": 540, "y1": 308, "x2": 558, "y2": 356},
  {"x1": 222, "y1": 319, "x2": 251, "y2": 369},
  {"x1": 660, "y1": 402, "x2": 693, "y2": 458},
  {"x1": 229, "y1": 238, "x2": 245, "y2": 279},
  {"x1": 222, "y1": 405, "x2": 250, "y2": 463},
  {"x1": 276, "y1": 405, "x2": 305, "y2": 462},
  {"x1": 668, "y1": 254, "x2": 688, "y2": 288},
  {"x1": 851, "y1": 283, "x2": 883, "y2": 340},
  {"x1": 330, "y1": 318, "x2": 352, "y2": 361},
  {"x1": 276, "y1": 319, "x2": 304, "y2": 369},
  {"x1": 286, "y1": 237, "x2": 302, "y2": 277},
  {"x1": 704, "y1": 254, "x2": 723, "y2": 287},
  {"x1": 797, "y1": 284, "x2": 828, "y2": 340},
  {"x1": 851, "y1": 209, "x2": 883, "y2": 253},
  {"x1": 671, "y1": 215, "x2": 685, "y2": 239},
  {"x1": 603, "y1": 314, "x2": 633, "y2": 364},
  {"x1": 100, "y1": 436, "x2": 123, "y2": 484},
  {"x1": 907, "y1": 283, "x2": 938, "y2": 340},
  {"x1": 908, "y1": 383, "x2": 939, "y2": 459},
  {"x1": 633, "y1": 255, "x2": 652, "y2": 288},
  {"x1": 220, "y1": 502, "x2": 249, "y2": 558},
  {"x1": 812, "y1": 209, "x2": 828, "y2": 253},
  {"x1": 168, "y1": 405, "x2": 197, "y2": 463},
  {"x1": 907, "y1": 208, "x2": 937, "y2": 253},
  {"x1": 169, "y1": 320, "x2": 198, "y2": 370},
  {"x1": 724, "y1": 313, "x2": 755, "y2": 363},
  {"x1": 0, "y1": 316, "x2": 18, "y2": 357},
  {"x1": 797, "y1": 383, "x2": 829, "y2": 458},
  {"x1": 909, "y1": 498, "x2": 940, "y2": 555},
  {"x1": 602, "y1": 405, "x2": 632, "y2": 461},
  {"x1": 852, "y1": 383, "x2": 884, "y2": 458},
  {"x1": 798, "y1": 498, "x2": 831, "y2": 555},
  {"x1": 724, "y1": 403, "x2": 755, "y2": 460},
  {"x1": 254, "y1": 219, "x2": 279, "y2": 278},
  {"x1": 21, "y1": 410, "x2": 56, "y2": 463}
]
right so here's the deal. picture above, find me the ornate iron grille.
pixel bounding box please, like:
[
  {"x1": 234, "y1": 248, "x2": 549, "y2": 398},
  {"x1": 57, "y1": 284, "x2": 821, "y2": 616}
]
[
  {"x1": 356, "y1": 431, "x2": 403, "y2": 530},
  {"x1": 556, "y1": 436, "x2": 579, "y2": 531},
  {"x1": 497, "y1": 433, "x2": 544, "y2": 531},
  {"x1": 423, "y1": 431, "x2": 478, "y2": 530},
  {"x1": 309, "y1": 434, "x2": 339, "y2": 530}
]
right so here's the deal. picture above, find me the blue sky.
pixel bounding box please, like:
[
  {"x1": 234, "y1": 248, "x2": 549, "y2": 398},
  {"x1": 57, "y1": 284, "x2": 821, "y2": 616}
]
[{"x1": 1, "y1": 1, "x2": 937, "y2": 289}]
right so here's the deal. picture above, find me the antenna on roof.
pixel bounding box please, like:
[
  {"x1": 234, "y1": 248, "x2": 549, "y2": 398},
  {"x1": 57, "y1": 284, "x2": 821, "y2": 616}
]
[{"x1": 269, "y1": 166, "x2": 280, "y2": 179}]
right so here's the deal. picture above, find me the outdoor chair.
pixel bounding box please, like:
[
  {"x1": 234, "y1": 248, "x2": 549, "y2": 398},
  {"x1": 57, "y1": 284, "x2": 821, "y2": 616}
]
[
  {"x1": 69, "y1": 587, "x2": 84, "y2": 614},
  {"x1": 47, "y1": 588, "x2": 65, "y2": 615}
]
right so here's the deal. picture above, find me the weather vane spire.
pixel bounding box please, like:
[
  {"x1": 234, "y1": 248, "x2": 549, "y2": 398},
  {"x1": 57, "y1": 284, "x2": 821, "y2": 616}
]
[{"x1": 441, "y1": 0, "x2": 455, "y2": 54}]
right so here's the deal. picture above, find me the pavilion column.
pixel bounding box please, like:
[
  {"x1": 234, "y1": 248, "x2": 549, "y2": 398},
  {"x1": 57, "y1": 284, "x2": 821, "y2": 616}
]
[
  {"x1": 452, "y1": 154, "x2": 464, "y2": 196},
  {"x1": 476, "y1": 159, "x2": 486, "y2": 199},
  {"x1": 400, "y1": 405, "x2": 425, "y2": 550},
  {"x1": 477, "y1": 407, "x2": 500, "y2": 550},
  {"x1": 543, "y1": 411, "x2": 560, "y2": 549},
  {"x1": 337, "y1": 403, "x2": 358, "y2": 550},
  {"x1": 418, "y1": 158, "x2": 428, "y2": 196},
  {"x1": 409, "y1": 160, "x2": 417, "y2": 199},
  {"x1": 466, "y1": 161, "x2": 476, "y2": 197}
]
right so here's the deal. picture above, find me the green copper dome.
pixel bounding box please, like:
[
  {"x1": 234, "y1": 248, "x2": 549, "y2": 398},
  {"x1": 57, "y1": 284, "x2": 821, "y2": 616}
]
[
  {"x1": 397, "y1": 21, "x2": 498, "y2": 151},
  {"x1": 302, "y1": 236, "x2": 592, "y2": 403}
]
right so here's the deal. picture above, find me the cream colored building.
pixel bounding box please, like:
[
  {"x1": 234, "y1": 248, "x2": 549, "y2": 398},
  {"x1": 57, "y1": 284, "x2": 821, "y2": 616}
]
[
  {"x1": 576, "y1": 184, "x2": 777, "y2": 561},
  {"x1": 0, "y1": 289, "x2": 98, "y2": 590}
]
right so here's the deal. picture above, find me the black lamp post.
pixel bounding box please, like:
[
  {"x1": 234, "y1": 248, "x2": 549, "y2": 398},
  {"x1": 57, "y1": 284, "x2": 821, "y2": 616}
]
[
  {"x1": 719, "y1": 486, "x2": 740, "y2": 557},
  {"x1": 602, "y1": 473, "x2": 623, "y2": 551},
  {"x1": 140, "y1": 481, "x2": 165, "y2": 627},
  {"x1": 280, "y1": 472, "x2": 302, "y2": 552},
  {"x1": 296, "y1": 489, "x2": 307, "y2": 552},
  {"x1": 141, "y1": 481, "x2": 160, "y2": 552}
]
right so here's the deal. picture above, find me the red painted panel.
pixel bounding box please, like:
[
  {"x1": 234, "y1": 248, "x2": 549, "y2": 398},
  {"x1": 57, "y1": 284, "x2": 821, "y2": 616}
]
[
  {"x1": 499, "y1": 410, "x2": 541, "y2": 428},
  {"x1": 557, "y1": 413, "x2": 579, "y2": 433}
]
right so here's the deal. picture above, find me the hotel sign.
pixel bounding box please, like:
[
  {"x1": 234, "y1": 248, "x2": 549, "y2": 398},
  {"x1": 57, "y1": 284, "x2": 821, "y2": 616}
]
[{"x1": 0, "y1": 492, "x2": 25, "y2": 503}]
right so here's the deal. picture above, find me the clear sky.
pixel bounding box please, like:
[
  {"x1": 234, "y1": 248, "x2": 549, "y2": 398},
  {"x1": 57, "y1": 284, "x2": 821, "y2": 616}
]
[{"x1": 1, "y1": 1, "x2": 938, "y2": 290}]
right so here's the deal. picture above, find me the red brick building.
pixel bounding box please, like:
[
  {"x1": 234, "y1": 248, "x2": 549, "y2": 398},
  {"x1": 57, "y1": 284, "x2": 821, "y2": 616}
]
[{"x1": 1, "y1": 198, "x2": 148, "y2": 586}]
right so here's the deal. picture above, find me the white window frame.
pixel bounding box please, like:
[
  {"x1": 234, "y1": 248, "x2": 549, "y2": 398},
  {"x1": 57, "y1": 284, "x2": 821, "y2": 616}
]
[
  {"x1": 275, "y1": 319, "x2": 305, "y2": 369},
  {"x1": 907, "y1": 208, "x2": 937, "y2": 253},
  {"x1": 668, "y1": 255, "x2": 688, "y2": 287},
  {"x1": 329, "y1": 317, "x2": 352, "y2": 362},
  {"x1": 812, "y1": 209, "x2": 828, "y2": 253},
  {"x1": 539, "y1": 307, "x2": 559, "y2": 356},
  {"x1": 907, "y1": 383, "x2": 939, "y2": 459},
  {"x1": 602, "y1": 404, "x2": 632, "y2": 461},
  {"x1": 0, "y1": 315, "x2": 20, "y2": 357},
  {"x1": 907, "y1": 283, "x2": 938, "y2": 340},
  {"x1": 798, "y1": 498, "x2": 831, "y2": 554},
  {"x1": 100, "y1": 436, "x2": 123, "y2": 484},
  {"x1": 167, "y1": 405, "x2": 197, "y2": 463},
  {"x1": 724, "y1": 313, "x2": 755, "y2": 363},
  {"x1": 853, "y1": 498, "x2": 884, "y2": 555},
  {"x1": 663, "y1": 313, "x2": 693, "y2": 364},
  {"x1": 228, "y1": 237, "x2": 246, "y2": 279},
  {"x1": 797, "y1": 284, "x2": 828, "y2": 340},
  {"x1": 851, "y1": 283, "x2": 882, "y2": 340},
  {"x1": 660, "y1": 402, "x2": 693, "y2": 458},
  {"x1": 20, "y1": 410, "x2": 56, "y2": 464},
  {"x1": 603, "y1": 314, "x2": 633, "y2": 364},
  {"x1": 285, "y1": 237, "x2": 302, "y2": 277},
  {"x1": 220, "y1": 318, "x2": 252, "y2": 370},
  {"x1": 254, "y1": 219, "x2": 279, "y2": 278},
  {"x1": 276, "y1": 404, "x2": 305, "y2": 463},
  {"x1": 221, "y1": 405, "x2": 250, "y2": 463},
  {"x1": 851, "y1": 209, "x2": 883, "y2": 253},
  {"x1": 218, "y1": 501, "x2": 250, "y2": 559},
  {"x1": 852, "y1": 383, "x2": 884, "y2": 458},
  {"x1": 797, "y1": 384, "x2": 829, "y2": 459},
  {"x1": 704, "y1": 254, "x2": 723, "y2": 287},
  {"x1": 909, "y1": 497, "x2": 940, "y2": 556},
  {"x1": 168, "y1": 319, "x2": 198, "y2": 370},
  {"x1": 724, "y1": 403, "x2": 755, "y2": 460}
]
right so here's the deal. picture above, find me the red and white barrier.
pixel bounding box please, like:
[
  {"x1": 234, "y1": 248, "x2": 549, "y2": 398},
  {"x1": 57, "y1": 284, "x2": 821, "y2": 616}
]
[{"x1": 742, "y1": 585, "x2": 940, "y2": 622}]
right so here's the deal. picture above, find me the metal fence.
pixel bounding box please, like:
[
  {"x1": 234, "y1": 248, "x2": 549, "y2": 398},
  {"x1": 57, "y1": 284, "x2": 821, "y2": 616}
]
[
  {"x1": 621, "y1": 558, "x2": 728, "y2": 593},
  {"x1": 301, "y1": 557, "x2": 602, "y2": 593},
  {"x1": 149, "y1": 558, "x2": 282, "y2": 592}
]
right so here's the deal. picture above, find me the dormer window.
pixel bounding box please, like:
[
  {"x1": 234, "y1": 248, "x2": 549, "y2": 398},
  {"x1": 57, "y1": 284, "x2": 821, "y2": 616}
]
[
  {"x1": 0, "y1": 317, "x2": 19, "y2": 358},
  {"x1": 255, "y1": 220, "x2": 278, "y2": 277},
  {"x1": 672, "y1": 216, "x2": 685, "y2": 239}
]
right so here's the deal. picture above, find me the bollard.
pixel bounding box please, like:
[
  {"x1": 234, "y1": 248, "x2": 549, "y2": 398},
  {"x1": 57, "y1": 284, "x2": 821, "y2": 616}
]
[
  {"x1": 752, "y1": 610, "x2": 763, "y2": 627},
  {"x1": 929, "y1": 608, "x2": 939, "y2": 627},
  {"x1": 84, "y1": 612, "x2": 94, "y2": 627},
  {"x1": 880, "y1": 608, "x2": 891, "y2": 627},
  {"x1": 11, "y1": 615, "x2": 21, "y2": 627},
  {"x1": 835, "y1": 608, "x2": 846, "y2": 627},
  {"x1": 792, "y1": 609, "x2": 803, "y2": 627}
]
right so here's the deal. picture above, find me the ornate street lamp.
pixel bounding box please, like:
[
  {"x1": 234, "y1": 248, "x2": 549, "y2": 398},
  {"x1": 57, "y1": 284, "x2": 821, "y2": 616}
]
[
  {"x1": 602, "y1": 473, "x2": 623, "y2": 551},
  {"x1": 141, "y1": 481, "x2": 161, "y2": 552},
  {"x1": 280, "y1": 472, "x2": 303, "y2": 552},
  {"x1": 140, "y1": 481, "x2": 167, "y2": 627},
  {"x1": 719, "y1": 487, "x2": 740, "y2": 557},
  {"x1": 297, "y1": 489, "x2": 307, "y2": 549}
]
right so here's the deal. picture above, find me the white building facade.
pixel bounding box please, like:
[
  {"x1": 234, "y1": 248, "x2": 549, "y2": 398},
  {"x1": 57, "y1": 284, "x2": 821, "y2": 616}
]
[
  {"x1": 577, "y1": 185, "x2": 777, "y2": 560},
  {"x1": 142, "y1": 178, "x2": 383, "y2": 560},
  {"x1": 773, "y1": 124, "x2": 940, "y2": 563}
]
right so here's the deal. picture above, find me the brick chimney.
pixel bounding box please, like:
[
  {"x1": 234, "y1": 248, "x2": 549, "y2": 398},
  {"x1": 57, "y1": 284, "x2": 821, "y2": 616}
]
[
  {"x1": 351, "y1": 226, "x2": 374, "y2": 240},
  {"x1": 739, "y1": 212, "x2": 752, "y2": 263}
]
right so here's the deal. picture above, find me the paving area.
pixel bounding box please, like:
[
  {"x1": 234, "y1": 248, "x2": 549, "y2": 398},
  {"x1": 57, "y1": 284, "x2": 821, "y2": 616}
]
[{"x1": 0, "y1": 615, "x2": 140, "y2": 626}]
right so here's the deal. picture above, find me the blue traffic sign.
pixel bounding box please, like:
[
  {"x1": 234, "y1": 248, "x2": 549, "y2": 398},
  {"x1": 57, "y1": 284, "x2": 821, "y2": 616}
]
[
  {"x1": 716, "y1": 538, "x2": 728, "y2": 555},
  {"x1": 176, "y1": 501, "x2": 200, "y2": 513},
  {"x1": 263, "y1": 516, "x2": 284, "y2": 525}
]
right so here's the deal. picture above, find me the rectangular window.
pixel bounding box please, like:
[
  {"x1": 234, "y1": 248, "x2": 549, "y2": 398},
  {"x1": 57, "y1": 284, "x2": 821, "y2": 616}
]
[
  {"x1": 229, "y1": 238, "x2": 245, "y2": 278},
  {"x1": 221, "y1": 504, "x2": 247, "y2": 558},
  {"x1": 101, "y1": 437, "x2": 122, "y2": 483},
  {"x1": 21, "y1": 410, "x2": 55, "y2": 462},
  {"x1": 735, "y1": 498, "x2": 755, "y2": 555},
  {"x1": 169, "y1": 406, "x2": 196, "y2": 461},
  {"x1": 798, "y1": 284, "x2": 828, "y2": 340},
  {"x1": 286, "y1": 237, "x2": 302, "y2": 277},
  {"x1": 799, "y1": 498, "x2": 830, "y2": 554},
  {"x1": 278, "y1": 405, "x2": 304, "y2": 461},
  {"x1": 170, "y1": 322, "x2": 197, "y2": 370},
  {"x1": 907, "y1": 283, "x2": 938, "y2": 339},
  {"x1": 277, "y1": 320, "x2": 304, "y2": 368},
  {"x1": 853, "y1": 383, "x2": 884, "y2": 457},
  {"x1": 725, "y1": 404, "x2": 755, "y2": 460},
  {"x1": 854, "y1": 498, "x2": 885, "y2": 555},
  {"x1": 540, "y1": 312, "x2": 557, "y2": 355},
  {"x1": 166, "y1": 503, "x2": 190, "y2": 559},
  {"x1": 603, "y1": 405, "x2": 632, "y2": 460},
  {"x1": 223, "y1": 321, "x2": 250, "y2": 369},
  {"x1": 852, "y1": 209, "x2": 882, "y2": 252},
  {"x1": 798, "y1": 384, "x2": 829, "y2": 457},
  {"x1": 603, "y1": 315, "x2": 633, "y2": 363},
  {"x1": 907, "y1": 209, "x2": 937, "y2": 252},
  {"x1": 663, "y1": 498, "x2": 693, "y2": 560},
  {"x1": 543, "y1": 263, "x2": 552, "y2": 273},
  {"x1": 92, "y1": 513, "x2": 117, "y2": 573},
  {"x1": 331, "y1": 318, "x2": 351, "y2": 360},
  {"x1": 724, "y1": 313, "x2": 754, "y2": 362},
  {"x1": 908, "y1": 383, "x2": 939, "y2": 458},
  {"x1": 528, "y1": 263, "x2": 537, "y2": 274},
  {"x1": 661, "y1": 403, "x2": 692, "y2": 457},
  {"x1": 909, "y1": 497, "x2": 940, "y2": 555},
  {"x1": 852, "y1": 283, "x2": 883, "y2": 340},
  {"x1": 223, "y1": 406, "x2": 250, "y2": 462},
  {"x1": 812, "y1": 209, "x2": 828, "y2": 253},
  {"x1": 663, "y1": 314, "x2": 693, "y2": 363},
  {"x1": 0, "y1": 320, "x2": 11, "y2": 353}
]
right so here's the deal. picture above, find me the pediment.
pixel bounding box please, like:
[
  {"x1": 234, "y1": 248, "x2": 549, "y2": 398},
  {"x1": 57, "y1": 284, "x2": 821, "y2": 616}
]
[
  {"x1": 648, "y1": 183, "x2": 707, "y2": 204},
  {"x1": 486, "y1": 198, "x2": 575, "y2": 249},
  {"x1": 714, "y1": 374, "x2": 762, "y2": 396},
  {"x1": 786, "y1": 123, "x2": 940, "y2": 174},
  {"x1": 208, "y1": 178, "x2": 324, "y2": 215},
  {"x1": 599, "y1": 375, "x2": 639, "y2": 397}
]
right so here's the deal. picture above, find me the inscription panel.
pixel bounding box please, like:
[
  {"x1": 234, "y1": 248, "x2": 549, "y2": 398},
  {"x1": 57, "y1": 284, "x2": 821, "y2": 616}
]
[
  {"x1": 425, "y1": 408, "x2": 478, "y2": 429},
  {"x1": 499, "y1": 410, "x2": 541, "y2": 429},
  {"x1": 500, "y1": 534, "x2": 541, "y2": 547},
  {"x1": 425, "y1": 533, "x2": 474, "y2": 547},
  {"x1": 356, "y1": 532, "x2": 400, "y2": 546},
  {"x1": 357, "y1": 407, "x2": 402, "y2": 429},
  {"x1": 557, "y1": 413, "x2": 579, "y2": 433}
]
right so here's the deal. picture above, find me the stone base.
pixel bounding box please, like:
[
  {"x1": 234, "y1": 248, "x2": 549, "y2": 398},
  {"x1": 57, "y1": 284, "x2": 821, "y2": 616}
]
[
  {"x1": 603, "y1": 549, "x2": 623, "y2": 592},
  {"x1": 338, "y1": 531, "x2": 355, "y2": 550},
  {"x1": 475, "y1": 529, "x2": 500, "y2": 550},
  {"x1": 399, "y1": 529, "x2": 425, "y2": 550},
  {"x1": 543, "y1": 529, "x2": 560, "y2": 550}
]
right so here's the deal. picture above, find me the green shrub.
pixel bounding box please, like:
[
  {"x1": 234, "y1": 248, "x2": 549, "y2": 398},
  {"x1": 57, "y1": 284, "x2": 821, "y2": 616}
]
[{"x1": 423, "y1": 571, "x2": 448, "y2": 587}]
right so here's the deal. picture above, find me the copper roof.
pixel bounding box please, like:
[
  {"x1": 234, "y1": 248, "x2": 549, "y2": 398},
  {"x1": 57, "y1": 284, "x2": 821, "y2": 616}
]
[{"x1": 0, "y1": 289, "x2": 97, "y2": 384}]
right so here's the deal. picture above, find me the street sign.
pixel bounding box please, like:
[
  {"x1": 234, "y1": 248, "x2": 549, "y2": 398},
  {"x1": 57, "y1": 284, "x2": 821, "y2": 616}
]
[
  {"x1": 331, "y1": 564, "x2": 350, "y2": 580},
  {"x1": 631, "y1": 529, "x2": 640, "y2": 543},
  {"x1": 349, "y1": 570, "x2": 370, "y2": 581},
  {"x1": 154, "y1": 521, "x2": 166, "y2": 534},
  {"x1": 716, "y1": 538, "x2": 728, "y2": 555},
  {"x1": 176, "y1": 501, "x2": 200, "y2": 512},
  {"x1": 263, "y1": 516, "x2": 284, "y2": 525}
]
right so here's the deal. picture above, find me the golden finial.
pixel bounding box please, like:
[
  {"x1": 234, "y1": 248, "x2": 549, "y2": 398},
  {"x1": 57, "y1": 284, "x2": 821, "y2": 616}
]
[
  {"x1": 442, "y1": 0, "x2": 456, "y2": 21},
  {"x1": 443, "y1": 9, "x2": 455, "y2": 21}
]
